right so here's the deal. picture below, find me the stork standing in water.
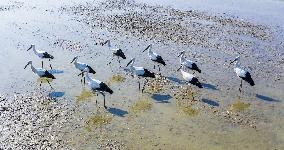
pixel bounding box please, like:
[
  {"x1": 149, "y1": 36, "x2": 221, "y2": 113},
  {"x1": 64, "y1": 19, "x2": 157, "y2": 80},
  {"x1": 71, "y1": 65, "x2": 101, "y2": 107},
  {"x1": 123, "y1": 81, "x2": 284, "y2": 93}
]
[
  {"x1": 143, "y1": 44, "x2": 166, "y2": 71},
  {"x1": 126, "y1": 58, "x2": 156, "y2": 92},
  {"x1": 178, "y1": 50, "x2": 201, "y2": 74},
  {"x1": 177, "y1": 65, "x2": 203, "y2": 88},
  {"x1": 71, "y1": 56, "x2": 96, "y2": 83},
  {"x1": 27, "y1": 45, "x2": 54, "y2": 69},
  {"x1": 24, "y1": 61, "x2": 55, "y2": 89},
  {"x1": 78, "y1": 68, "x2": 113, "y2": 109},
  {"x1": 102, "y1": 40, "x2": 126, "y2": 67},
  {"x1": 230, "y1": 56, "x2": 255, "y2": 93}
]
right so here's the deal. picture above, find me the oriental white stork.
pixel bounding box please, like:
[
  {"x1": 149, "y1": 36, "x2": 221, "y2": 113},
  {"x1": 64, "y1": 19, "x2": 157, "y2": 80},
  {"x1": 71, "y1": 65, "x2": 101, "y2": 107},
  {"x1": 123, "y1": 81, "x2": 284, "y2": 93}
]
[
  {"x1": 126, "y1": 58, "x2": 156, "y2": 92},
  {"x1": 24, "y1": 61, "x2": 55, "y2": 89},
  {"x1": 177, "y1": 65, "x2": 203, "y2": 88},
  {"x1": 230, "y1": 56, "x2": 255, "y2": 93},
  {"x1": 102, "y1": 40, "x2": 126, "y2": 67},
  {"x1": 71, "y1": 56, "x2": 96, "y2": 83},
  {"x1": 78, "y1": 67, "x2": 113, "y2": 109},
  {"x1": 178, "y1": 50, "x2": 201, "y2": 73},
  {"x1": 143, "y1": 44, "x2": 166, "y2": 71},
  {"x1": 27, "y1": 44, "x2": 54, "y2": 69}
]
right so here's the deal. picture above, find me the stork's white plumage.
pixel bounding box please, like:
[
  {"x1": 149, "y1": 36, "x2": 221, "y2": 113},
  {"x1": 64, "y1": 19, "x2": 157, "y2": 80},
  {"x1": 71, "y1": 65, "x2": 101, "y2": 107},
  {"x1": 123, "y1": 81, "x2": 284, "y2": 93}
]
[
  {"x1": 178, "y1": 66, "x2": 203, "y2": 88},
  {"x1": 126, "y1": 58, "x2": 155, "y2": 92},
  {"x1": 71, "y1": 56, "x2": 96, "y2": 73},
  {"x1": 143, "y1": 44, "x2": 166, "y2": 71},
  {"x1": 27, "y1": 44, "x2": 54, "y2": 69},
  {"x1": 178, "y1": 51, "x2": 201, "y2": 73},
  {"x1": 103, "y1": 40, "x2": 126, "y2": 64},
  {"x1": 24, "y1": 61, "x2": 55, "y2": 79},
  {"x1": 230, "y1": 56, "x2": 255, "y2": 92},
  {"x1": 80, "y1": 68, "x2": 113, "y2": 109}
]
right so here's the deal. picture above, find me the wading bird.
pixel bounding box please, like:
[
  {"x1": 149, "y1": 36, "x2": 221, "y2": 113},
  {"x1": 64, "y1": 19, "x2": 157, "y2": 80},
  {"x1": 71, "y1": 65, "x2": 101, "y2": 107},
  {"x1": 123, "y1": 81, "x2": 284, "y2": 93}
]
[
  {"x1": 178, "y1": 50, "x2": 201, "y2": 74},
  {"x1": 126, "y1": 58, "x2": 155, "y2": 92},
  {"x1": 27, "y1": 44, "x2": 54, "y2": 69},
  {"x1": 230, "y1": 56, "x2": 255, "y2": 93},
  {"x1": 78, "y1": 67, "x2": 113, "y2": 109},
  {"x1": 143, "y1": 44, "x2": 166, "y2": 71},
  {"x1": 102, "y1": 40, "x2": 126, "y2": 66},
  {"x1": 24, "y1": 61, "x2": 55, "y2": 88},
  {"x1": 71, "y1": 56, "x2": 96, "y2": 83},
  {"x1": 177, "y1": 65, "x2": 203, "y2": 88}
]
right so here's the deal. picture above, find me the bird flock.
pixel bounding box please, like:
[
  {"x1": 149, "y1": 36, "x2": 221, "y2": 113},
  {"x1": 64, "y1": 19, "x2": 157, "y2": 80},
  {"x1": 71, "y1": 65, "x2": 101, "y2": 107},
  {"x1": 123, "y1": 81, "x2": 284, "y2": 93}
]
[{"x1": 24, "y1": 40, "x2": 255, "y2": 108}]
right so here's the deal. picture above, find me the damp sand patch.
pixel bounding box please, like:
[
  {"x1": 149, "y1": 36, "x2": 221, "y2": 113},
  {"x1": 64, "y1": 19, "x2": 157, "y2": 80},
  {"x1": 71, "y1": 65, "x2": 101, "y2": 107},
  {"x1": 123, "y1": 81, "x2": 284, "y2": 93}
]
[{"x1": 129, "y1": 97, "x2": 153, "y2": 114}]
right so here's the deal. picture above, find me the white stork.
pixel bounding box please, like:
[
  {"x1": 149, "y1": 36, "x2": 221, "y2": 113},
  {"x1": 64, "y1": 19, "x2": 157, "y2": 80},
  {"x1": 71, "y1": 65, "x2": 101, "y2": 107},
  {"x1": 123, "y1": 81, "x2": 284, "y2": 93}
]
[
  {"x1": 78, "y1": 67, "x2": 113, "y2": 109},
  {"x1": 230, "y1": 56, "x2": 255, "y2": 93},
  {"x1": 24, "y1": 61, "x2": 55, "y2": 88},
  {"x1": 178, "y1": 50, "x2": 201, "y2": 73},
  {"x1": 71, "y1": 56, "x2": 96, "y2": 83},
  {"x1": 177, "y1": 65, "x2": 203, "y2": 88},
  {"x1": 143, "y1": 44, "x2": 166, "y2": 71},
  {"x1": 126, "y1": 58, "x2": 156, "y2": 92},
  {"x1": 27, "y1": 44, "x2": 54, "y2": 69},
  {"x1": 102, "y1": 40, "x2": 126, "y2": 67}
]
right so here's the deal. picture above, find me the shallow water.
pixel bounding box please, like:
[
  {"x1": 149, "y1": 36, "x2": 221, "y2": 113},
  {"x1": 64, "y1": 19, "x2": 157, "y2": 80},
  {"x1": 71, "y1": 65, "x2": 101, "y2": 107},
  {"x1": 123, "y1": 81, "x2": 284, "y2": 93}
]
[{"x1": 1, "y1": 0, "x2": 284, "y2": 149}]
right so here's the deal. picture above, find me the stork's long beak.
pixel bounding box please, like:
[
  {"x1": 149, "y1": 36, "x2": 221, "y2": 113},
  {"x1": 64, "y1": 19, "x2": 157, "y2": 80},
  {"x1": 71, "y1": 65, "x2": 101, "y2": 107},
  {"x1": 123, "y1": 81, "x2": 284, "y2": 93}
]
[
  {"x1": 24, "y1": 64, "x2": 29, "y2": 69},
  {"x1": 177, "y1": 65, "x2": 182, "y2": 71},
  {"x1": 229, "y1": 58, "x2": 237, "y2": 65},
  {"x1": 102, "y1": 40, "x2": 108, "y2": 46},
  {"x1": 126, "y1": 60, "x2": 132, "y2": 67},
  {"x1": 177, "y1": 52, "x2": 184, "y2": 57},
  {"x1": 142, "y1": 45, "x2": 150, "y2": 52},
  {"x1": 70, "y1": 57, "x2": 76, "y2": 63},
  {"x1": 27, "y1": 45, "x2": 32, "y2": 51}
]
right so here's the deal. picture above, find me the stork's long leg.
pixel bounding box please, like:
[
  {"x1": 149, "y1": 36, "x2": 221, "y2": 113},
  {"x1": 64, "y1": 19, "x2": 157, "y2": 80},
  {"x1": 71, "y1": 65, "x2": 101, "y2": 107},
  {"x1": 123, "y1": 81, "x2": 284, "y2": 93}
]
[
  {"x1": 41, "y1": 61, "x2": 44, "y2": 68},
  {"x1": 239, "y1": 80, "x2": 243, "y2": 93},
  {"x1": 83, "y1": 77, "x2": 85, "y2": 84},
  {"x1": 49, "y1": 59, "x2": 52, "y2": 70},
  {"x1": 154, "y1": 65, "x2": 155, "y2": 69},
  {"x1": 158, "y1": 65, "x2": 161, "y2": 72},
  {"x1": 100, "y1": 92, "x2": 106, "y2": 109},
  {"x1": 40, "y1": 81, "x2": 42, "y2": 87},
  {"x1": 46, "y1": 79, "x2": 53, "y2": 89},
  {"x1": 138, "y1": 81, "x2": 141, "y2": 91},
  {"x1": 141, "y1": 78, "x2": 148, "y2": 93}
]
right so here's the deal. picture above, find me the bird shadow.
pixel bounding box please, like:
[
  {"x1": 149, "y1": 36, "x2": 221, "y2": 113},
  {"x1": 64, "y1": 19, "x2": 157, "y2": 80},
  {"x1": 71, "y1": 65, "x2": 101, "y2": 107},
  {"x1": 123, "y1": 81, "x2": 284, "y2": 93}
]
[
  {"x1": 202, "y1": 83, "x2": 218, "y2": 90},
  {"x1": 107, "y1": 107, "x2": 128, "y2": 117},
  {"x1": 201, "y1": 98, "x2": 219, "y2": 106},
  {"x1": 49, "y1": 91, "x2": 65, "y2": 99},
  {"x1": 48, "y1": 69, "x2": 64, "y2": 74},
  {"x1": 151, "y1": 94, "x2": 172, "y2": 103},
  {"x1": 167, "y1": 76, "x2": 182, "y2": 84},
  {"x1": 255, "y1": 94, "x2": 281, "y2": 102}
]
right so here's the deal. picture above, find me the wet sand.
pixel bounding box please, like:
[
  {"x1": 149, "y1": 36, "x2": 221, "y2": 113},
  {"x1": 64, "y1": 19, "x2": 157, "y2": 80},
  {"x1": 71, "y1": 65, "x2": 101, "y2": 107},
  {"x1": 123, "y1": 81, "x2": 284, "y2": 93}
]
[{"x1": 1, "y1": 0, "x2": 284, "y2": 149}]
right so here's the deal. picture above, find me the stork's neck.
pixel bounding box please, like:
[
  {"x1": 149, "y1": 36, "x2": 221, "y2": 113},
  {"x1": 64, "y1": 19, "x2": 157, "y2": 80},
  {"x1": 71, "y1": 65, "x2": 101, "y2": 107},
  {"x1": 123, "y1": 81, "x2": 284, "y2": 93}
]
[
  {"x1": 85, "y1": 72, "x2": 92, "y2": 83},
  {"x1": 234, "y1": 60, "x2": 240, "y2": 68},
  {"x1": 32, "y1": 46, "x2": 39, "y2": 55},
  {"x1": 107, "y1": 40, "x2": 111, "y2": 48},
  {"x1": 73, "y1": 58, "x2": 78, "y2": 64},
  {"x1": 180, "y1": 53, "x2": 185, "y2": 63},
  {"x1": 30, "y1": 63, "x2": 37, "y2": 73}
]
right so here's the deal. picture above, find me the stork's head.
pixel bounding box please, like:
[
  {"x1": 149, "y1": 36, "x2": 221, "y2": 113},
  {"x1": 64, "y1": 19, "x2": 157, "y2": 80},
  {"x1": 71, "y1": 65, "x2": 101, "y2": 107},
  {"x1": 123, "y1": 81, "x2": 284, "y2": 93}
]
[
  {"x1": 178, "y1": 50, "x2": 185, "y2": 57},
  {"x1": 177, "y1": 64, "x2": 183, "y2": 71},
  {"x1": 27, "y1": 44, "x2": 35, "y2": 51},
  {"x1": 143, "y1": 44, "x2": 152, "y2": 52},
  {"x1": 24, "y1": 61, "x2": 32, "y2": 69},
  {"x1": 70, "y1": 56, "x2": 79, "y2": 63},
  {"x1": 230, "y1": 55, "x2": 240, "y2": 64},
  {"x1": 126, "y1": 58, "x2": 135, "y2": 67}
]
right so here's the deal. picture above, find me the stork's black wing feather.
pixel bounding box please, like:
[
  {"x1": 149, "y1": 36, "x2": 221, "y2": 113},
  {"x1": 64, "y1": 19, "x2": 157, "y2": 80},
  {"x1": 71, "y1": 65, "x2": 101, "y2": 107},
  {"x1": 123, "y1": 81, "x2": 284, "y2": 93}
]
[
  {"x1": 42, "y1": 52, "x2": 54, "y2": 59},
  {"x1": 97, "y1": 82, "x2": 113, "y2": 94},
  {"x1": 189, "y1": 77, "x2": 203, "y2": 88},
  {"x1": 43, "y1": 70, "x2": 56, "y2": 79},
  {"x1": 114, "y1": 49, "x2": 126, "y2": 59},
  {"x1": 155, "y1": 55, "x2": 166, "y2": 66},
  {"x1": 241, "y1": 72, "x2": 255, "y2": 86}
]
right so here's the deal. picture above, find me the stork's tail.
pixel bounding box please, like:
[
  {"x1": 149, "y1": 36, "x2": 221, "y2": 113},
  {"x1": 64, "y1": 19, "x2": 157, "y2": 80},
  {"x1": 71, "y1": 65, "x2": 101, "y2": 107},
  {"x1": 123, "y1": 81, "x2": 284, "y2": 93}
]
[
  {"x1": 242, "y1": 72, "x2": 255, "y2": 86},
  {"x1": 190, "y1": 77, "x2": 203, "y2": 88},
  {"x1": 144, "y1": 69, "x2": 155, "y2": 78},
  {"x1": 192, "y1": 63, "x2": 201, "y2": 73},
  {"x1": 99, "y1": 82, "x2": 113, "y2": 94},
  {"x1": 44, "y1": 71, "x2": 56, "y2": 79},
  {"x1": 87, "y1": 66, "x2": 96, "y2": 74}
]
